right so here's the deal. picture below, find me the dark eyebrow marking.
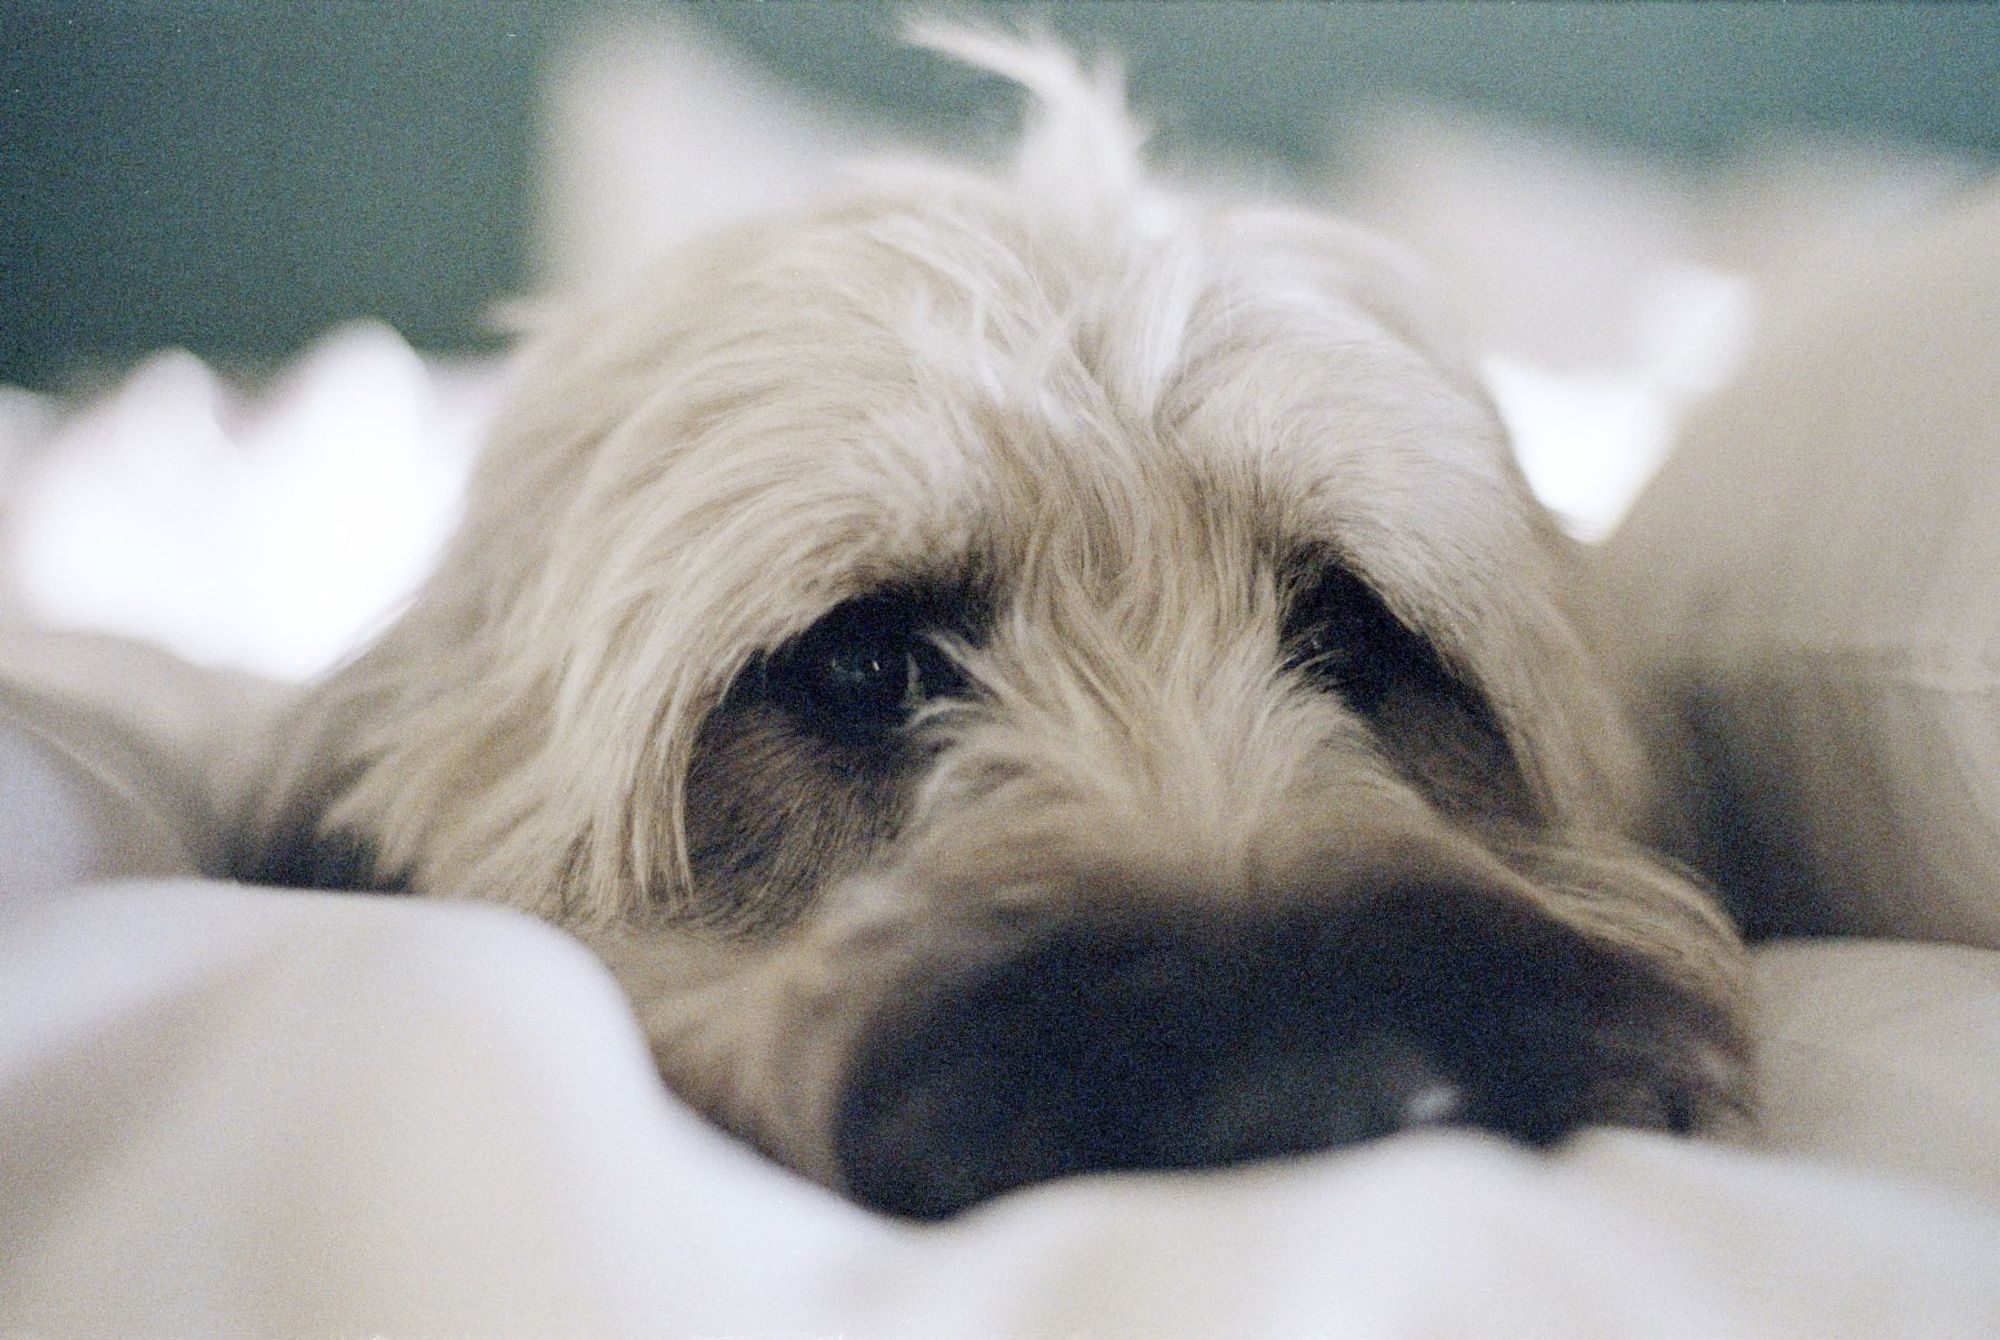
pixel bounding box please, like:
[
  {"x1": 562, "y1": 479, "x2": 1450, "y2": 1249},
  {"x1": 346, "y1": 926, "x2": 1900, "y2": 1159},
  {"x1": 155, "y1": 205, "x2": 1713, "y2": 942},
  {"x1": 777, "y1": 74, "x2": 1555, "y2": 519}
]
[{"x1": 1281, "y1": 551, "x2": 1536, "y2": 825}]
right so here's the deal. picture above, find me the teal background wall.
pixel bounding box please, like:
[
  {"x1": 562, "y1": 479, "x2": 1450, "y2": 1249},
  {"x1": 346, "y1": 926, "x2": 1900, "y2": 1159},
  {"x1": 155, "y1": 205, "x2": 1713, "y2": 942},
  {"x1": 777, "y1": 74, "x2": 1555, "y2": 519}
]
[{"x1": 5, "y1": 1, "x2": 1997, "y2": 388}]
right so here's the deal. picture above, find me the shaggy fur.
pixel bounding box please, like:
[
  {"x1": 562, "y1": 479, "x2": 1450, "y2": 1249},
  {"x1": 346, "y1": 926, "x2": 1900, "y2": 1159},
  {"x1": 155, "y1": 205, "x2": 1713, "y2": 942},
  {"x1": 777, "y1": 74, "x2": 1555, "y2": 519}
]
[{"x1": 243, "y1": 27, "x2": 1751, "y2": 1218}]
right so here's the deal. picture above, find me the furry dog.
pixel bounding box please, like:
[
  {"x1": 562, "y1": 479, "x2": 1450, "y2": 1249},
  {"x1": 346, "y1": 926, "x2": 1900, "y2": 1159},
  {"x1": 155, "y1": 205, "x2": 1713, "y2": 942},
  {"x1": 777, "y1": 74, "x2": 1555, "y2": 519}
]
[{"x1": 244, "y1": 29, "x2": 1751, "y2": 1219}]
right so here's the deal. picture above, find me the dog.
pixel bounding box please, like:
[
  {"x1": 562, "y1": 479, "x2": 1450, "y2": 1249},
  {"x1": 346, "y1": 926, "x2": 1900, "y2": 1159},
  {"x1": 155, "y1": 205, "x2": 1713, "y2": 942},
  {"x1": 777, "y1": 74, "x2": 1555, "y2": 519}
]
[{"x1": 242, "y1": 27, "x2": 1752, "y2": 1219}]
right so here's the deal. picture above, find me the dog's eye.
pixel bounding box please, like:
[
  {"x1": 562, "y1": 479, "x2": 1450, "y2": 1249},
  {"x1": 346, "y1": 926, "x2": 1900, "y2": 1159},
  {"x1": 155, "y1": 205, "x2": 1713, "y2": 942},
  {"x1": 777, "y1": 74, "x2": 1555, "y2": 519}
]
[
  {"x1": 760, "y1": 596, "x2": 966, "y2": 745},
  {"x1": 1283, "y1": 566, "x2": 1458, "y2": 714}
]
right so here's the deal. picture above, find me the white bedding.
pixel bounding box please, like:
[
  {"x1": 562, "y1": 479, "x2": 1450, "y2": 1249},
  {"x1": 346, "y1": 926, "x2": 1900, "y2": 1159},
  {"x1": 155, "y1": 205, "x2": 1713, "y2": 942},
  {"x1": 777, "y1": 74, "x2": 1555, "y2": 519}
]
[
  {"x1": 6, "y1": 878, "x2": 2000, "y2": 1339},
  {"x1": 3, "y1": 645, "x2": 2000, "y2": 1337}
]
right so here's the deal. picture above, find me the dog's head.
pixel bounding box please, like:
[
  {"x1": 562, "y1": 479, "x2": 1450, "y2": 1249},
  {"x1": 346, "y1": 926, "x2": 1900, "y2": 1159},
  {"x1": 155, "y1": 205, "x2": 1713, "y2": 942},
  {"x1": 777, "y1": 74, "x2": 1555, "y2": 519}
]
[{"x1": 252, "y1": 28, "x2": 1750, "y2": 1218}]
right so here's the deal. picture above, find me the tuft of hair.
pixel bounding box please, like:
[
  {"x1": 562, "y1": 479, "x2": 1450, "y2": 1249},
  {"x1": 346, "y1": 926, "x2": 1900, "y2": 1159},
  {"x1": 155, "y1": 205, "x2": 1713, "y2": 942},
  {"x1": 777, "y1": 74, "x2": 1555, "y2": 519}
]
[{"x1": 902, "y1": 15, "x2": 1153, "y2": 234}]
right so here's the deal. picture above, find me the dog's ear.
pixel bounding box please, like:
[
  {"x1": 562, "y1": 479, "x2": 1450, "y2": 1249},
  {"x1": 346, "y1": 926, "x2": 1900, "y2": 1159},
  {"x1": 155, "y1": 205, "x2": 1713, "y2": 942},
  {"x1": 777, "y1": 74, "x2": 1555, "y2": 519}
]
[{"x1": 1220, "y1": 205, "x2": 1652, "y2": 837}]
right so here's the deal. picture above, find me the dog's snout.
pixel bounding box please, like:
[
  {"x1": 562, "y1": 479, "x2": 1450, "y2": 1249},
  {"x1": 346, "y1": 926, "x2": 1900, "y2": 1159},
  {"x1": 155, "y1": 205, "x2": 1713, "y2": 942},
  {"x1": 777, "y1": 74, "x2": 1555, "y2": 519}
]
[
  {"x1": 836, "y1": 926, "x2": 1443, "y2": 1220},
  {"x1": 833, "y1": 884, "x2": 1660, "y2": 1221}
]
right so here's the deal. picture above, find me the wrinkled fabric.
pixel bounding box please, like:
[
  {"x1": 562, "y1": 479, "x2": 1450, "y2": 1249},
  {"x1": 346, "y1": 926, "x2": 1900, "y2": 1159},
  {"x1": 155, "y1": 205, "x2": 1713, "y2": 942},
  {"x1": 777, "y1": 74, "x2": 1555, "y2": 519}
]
[{"x1": 4, "y1": 881, "x2": 1997, "y2": 1339}]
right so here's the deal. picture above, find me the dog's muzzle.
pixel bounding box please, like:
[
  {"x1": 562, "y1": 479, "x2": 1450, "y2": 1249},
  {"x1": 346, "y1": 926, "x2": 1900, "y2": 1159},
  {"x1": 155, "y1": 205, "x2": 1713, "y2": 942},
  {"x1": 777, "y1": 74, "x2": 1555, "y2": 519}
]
[{"x1": 832, "y1": 875, "x2": 1701, "y2": 1220}]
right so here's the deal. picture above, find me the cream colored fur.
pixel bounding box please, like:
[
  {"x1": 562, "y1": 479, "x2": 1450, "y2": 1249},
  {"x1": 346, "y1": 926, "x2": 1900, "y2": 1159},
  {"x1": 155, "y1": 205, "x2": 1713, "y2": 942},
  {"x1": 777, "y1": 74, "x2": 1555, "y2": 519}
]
[{"x1": 248, "y1": 26, "x2": 1749, "y2": 1200}]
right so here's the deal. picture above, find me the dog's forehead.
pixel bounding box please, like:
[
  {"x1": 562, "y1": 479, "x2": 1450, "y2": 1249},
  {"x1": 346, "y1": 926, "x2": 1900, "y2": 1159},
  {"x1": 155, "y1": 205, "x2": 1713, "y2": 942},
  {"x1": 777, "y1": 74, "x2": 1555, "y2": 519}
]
[
  {"x1": 689, "y1": 194, "x2": 1530, "y2": 604},
  {"x1": 574, "y1": 185, "x2": 1552, "y2": 668}
]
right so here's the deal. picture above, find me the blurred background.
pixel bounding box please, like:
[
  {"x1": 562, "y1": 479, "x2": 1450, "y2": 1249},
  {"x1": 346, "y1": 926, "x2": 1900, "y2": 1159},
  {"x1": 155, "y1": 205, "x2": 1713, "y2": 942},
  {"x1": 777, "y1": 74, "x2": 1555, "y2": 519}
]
[{"x1": 3, "y1": 1, "x2": 1996, "y2": 678}]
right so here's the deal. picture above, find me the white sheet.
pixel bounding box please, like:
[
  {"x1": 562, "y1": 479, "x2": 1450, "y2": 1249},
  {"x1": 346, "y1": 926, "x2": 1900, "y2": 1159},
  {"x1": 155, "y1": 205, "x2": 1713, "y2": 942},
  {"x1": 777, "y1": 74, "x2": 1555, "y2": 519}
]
[{"x1": 5, "y1": 878, "x2": 1999, "y2": 1339}]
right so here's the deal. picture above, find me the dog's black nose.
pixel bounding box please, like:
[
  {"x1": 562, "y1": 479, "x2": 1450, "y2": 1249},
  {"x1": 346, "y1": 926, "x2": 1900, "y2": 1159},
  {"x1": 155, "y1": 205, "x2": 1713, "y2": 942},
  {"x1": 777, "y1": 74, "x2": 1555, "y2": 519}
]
[{"x1": 834, "y1": 891, "x2": 1683, "y2": 1220}]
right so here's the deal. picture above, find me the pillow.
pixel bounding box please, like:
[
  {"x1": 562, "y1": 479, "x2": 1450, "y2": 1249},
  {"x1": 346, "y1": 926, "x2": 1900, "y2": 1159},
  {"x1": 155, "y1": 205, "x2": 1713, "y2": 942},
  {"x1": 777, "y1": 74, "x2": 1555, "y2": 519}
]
[
  {"x1": 1600, "y1": 181, "x2": 2000, "y2": 947},
  {"x1": 1754, "y1": 936, "x2": 2000, "y2": 1208}
]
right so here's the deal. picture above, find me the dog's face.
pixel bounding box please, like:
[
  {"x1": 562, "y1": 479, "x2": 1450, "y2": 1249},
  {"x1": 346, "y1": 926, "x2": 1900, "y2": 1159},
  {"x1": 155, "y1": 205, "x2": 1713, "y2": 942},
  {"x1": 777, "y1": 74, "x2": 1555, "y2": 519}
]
[{"x1": 254, "y1": 35, "x2": 1750, "y2": 1218}]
